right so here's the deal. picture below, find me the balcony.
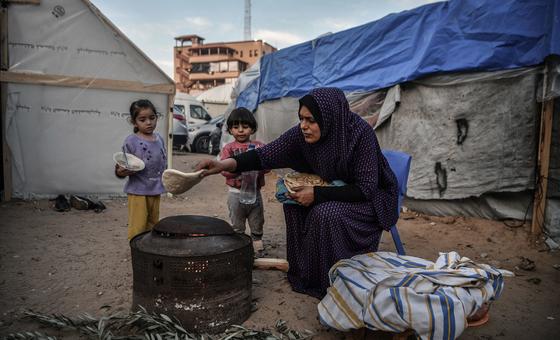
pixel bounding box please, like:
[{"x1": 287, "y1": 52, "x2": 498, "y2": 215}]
[
  {"x1": 189, "y1": 55, "x2": 238, "y2": 63},
  {"x1": 189, "y1": 71, "x2": 240, "y2": 80}
]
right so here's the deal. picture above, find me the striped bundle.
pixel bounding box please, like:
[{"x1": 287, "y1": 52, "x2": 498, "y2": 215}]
[{"x1": 318, "y1": 251, "x2": 513, "y2": 340}]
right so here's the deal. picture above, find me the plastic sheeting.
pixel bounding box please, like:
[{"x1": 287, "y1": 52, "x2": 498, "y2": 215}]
[
  {"x1": 375, "y1": 67, "x2": 547, "y2": 200},
  {"x1": 237, "y1": 0, "x2": 560, "y2": 110}
]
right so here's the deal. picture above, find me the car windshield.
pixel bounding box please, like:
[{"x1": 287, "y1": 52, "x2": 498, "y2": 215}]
[
  {"x1": 190, "y1": 105, "x2": 211, "y2": 120},
  {"x1": 173, "y1": 104, "x2": 185, "y2": 114}
]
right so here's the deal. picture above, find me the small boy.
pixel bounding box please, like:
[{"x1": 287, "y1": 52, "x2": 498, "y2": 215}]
[{"x1": 220, "y1": 107, "x2": 267, "y2": 252}]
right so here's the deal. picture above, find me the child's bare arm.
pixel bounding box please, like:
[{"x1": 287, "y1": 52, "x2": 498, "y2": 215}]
[{"x1": 220, "y1": 144, "x2": 240, "y2": 178}]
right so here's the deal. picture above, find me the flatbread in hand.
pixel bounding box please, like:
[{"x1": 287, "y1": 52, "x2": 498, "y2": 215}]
[
  {"x1": 162, "y1": 169, "x2": 204, "y2": 194},
  {"x1": 113, "y1": 152, "x2": 145, "y2": 171},
  {"x1": 283, "y1": 172, "x2": 327, "y2": 194}
]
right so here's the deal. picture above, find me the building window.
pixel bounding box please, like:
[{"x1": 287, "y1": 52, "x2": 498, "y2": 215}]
[
  {"x1": 191, "y1": 63, "x2": 210, "y2": 73},
  {"x1": 254, "y1": 50, "x2": 258, "y2": 57},
  {"x1": 240, "y1": 51, "x2": 243, "y2": 58},
  {"x1": 249, "y1": 50, "x2": 252, "y2": 57}
]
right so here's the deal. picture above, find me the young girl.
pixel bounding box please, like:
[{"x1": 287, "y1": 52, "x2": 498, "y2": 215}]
[
  {"x1": 115, "y1": 99, "x2": 167, "y2": 240},
  {"x1": 220, "y1": 107, "x2": 267, "y2": 252}
]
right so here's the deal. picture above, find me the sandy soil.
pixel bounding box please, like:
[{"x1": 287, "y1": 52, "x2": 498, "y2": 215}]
[{"x1": 0, "y1": 153, "x2": 559, "y2": 339}]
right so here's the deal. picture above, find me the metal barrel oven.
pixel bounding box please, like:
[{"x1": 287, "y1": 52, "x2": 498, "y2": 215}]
[{"x1": 130, "y1": 215, "x2": 253, "y2": 334}]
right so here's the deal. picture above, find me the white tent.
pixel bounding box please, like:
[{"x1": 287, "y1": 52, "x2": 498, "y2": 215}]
[
  {"x1": 196, "y1": 83, "x2": 233, "y2": 116},
  {"x1": 1, "y1": 0, "x2": 175, "y2": 199}
]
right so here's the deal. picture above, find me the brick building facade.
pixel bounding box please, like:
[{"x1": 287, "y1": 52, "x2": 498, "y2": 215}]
[{"x1": 174, "y1": 35, "x2": 276, "y2": 95}]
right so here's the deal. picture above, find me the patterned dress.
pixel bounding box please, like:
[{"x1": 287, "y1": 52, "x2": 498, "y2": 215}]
[{"x1": 255, "y1": 88, "x2": 399, "y2": 298}]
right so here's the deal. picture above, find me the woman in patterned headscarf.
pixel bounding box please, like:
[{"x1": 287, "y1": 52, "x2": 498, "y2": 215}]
[{"x1": 196, "y1": 87, "x2": 399, "y2": 298}]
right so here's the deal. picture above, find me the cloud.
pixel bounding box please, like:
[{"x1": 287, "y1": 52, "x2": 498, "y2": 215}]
[
  {"x1": 154, "y1": 59, "x2": 174, "y2": 78},
  {"x1": 253, "y1": 29, "x2": 305, "y2": 48},
  {"x1": 394, "y1": 0, "x2": 443, "y2": 8},
  {"x1": 315, "y1": 17, "x2": 361, "y2": 32},
  {"x1": 183, "y1": 16, "x2": 212, "y2": 29},
  {"x1": 217, "y1": 23, "x2": 236, "y2": 34}
]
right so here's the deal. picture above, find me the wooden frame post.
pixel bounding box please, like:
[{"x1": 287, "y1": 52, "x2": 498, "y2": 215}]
[
  {"x1": 1, "y1": 4, "x2": 12, "y2": 201},
  {"x1": 167, "y1": 94, "x2": 174, "y2": 170},
  {"x1": 531, "y1": 99, "x2": 554, "y2": 236},
  {"x1": 166, "y1": 93, "x2": 175, "y2": 198}
]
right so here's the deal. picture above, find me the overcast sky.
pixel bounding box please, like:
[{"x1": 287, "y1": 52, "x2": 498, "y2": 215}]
[{"x1": 91, "y1": 0, "x2": 440, "y2": 77}]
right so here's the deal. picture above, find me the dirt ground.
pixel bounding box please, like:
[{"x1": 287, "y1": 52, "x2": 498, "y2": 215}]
[{"x1": 0, "y1": 153, "x2": 559, "y2": 339}]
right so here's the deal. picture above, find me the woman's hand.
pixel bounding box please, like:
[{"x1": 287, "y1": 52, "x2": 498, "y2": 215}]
[
  {"x1": 115, "y1": 164, "x2": 136, "y2": 177},
  {"x1": 195, "y1": 158, "x2": 237, "y2": 177},
  {"x1": 289, "y1": 186, "x2": 315, "y2": 207}
]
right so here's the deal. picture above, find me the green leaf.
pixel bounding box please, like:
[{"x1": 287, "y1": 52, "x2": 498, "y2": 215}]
[
  {"x1": 160, "y1": 314, "x2": 173, "y2": 323},
  {"x1": 174, "y1": 324, "x2": 187, "y2": 333}
]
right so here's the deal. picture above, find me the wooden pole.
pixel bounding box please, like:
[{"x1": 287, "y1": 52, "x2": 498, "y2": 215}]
[
  {"x1": 1, "y1": 4, "x2": 12, "y2": 201},
  {"x1": 167, "y1": 94, "x2": 174, "y2": 170},
  {"x1": 166, "y1": 93, "x2": 175, "y2": 198},
  {"x1": 253, "y1": 258, "x2": 289, "y2": 272},
  {"x1": 531, "y1": 99, "x2": 554, "y2": 236}
]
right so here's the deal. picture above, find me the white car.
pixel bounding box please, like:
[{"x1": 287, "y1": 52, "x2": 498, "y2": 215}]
[
  {"x1": 172, "y1": 104, "x2": 189, "y2": 150},
  {"x1": 174, "y1": 93, "x2": 212, "y2": 127}
]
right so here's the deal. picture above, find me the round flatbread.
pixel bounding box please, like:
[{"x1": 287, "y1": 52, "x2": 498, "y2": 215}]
[
  {"x1": 162, "y1": 169, "x2": 204, "y2": 195},
  {"x1": 283, "y1": 172, "x2": 327, "y2": 193}
]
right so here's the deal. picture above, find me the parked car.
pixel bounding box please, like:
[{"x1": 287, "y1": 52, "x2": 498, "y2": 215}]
[
  {"x1": 172, "y1": 104, "x2": 189, "y2": 150},
  {"x1": 208, "y1": 120, "x2": 224, "y2": 155},
  {"x1": 175, "y1": 93, "x2": 212, "y2": 127},
  {"x1": 188, "y1": 115, "x2": 225, "y2": 154}
]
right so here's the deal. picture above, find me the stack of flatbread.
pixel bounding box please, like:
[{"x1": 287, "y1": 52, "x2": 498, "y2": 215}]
[
  {"x1": 283, "y1": 172, "x2": 327, "y2": 193},
  {"x1": 162, "y1": 169, "x2": 204, "y2": 195}
]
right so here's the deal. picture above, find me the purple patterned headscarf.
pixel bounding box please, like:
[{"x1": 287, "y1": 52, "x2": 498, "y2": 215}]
[{"x1": 299, "y1": 87, "x2": 367, "y2": 182}]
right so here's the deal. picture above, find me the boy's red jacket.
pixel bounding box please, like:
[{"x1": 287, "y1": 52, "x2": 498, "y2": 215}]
[{"x1": 220, "y1": 140, "x2": 267, "y2": 189}]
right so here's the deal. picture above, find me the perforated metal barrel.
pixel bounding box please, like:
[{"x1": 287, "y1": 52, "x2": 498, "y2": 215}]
[{"x1": 130, "y1": 215, "x2": 253, "y2": 333}]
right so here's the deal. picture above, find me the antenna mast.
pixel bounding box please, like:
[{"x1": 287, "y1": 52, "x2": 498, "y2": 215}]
[{"x1": 244, "y1": 0, "x2": 252, "y2": 40}]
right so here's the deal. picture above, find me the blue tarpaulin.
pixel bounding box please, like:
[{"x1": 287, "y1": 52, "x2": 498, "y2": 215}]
[{"x1": 237, "y1": 0, "x2": 560, "y2": 110}]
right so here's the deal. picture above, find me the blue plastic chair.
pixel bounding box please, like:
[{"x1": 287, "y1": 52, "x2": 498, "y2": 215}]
[{"x1": 381, "y1": 149, "x2": 412, "y2": 256}]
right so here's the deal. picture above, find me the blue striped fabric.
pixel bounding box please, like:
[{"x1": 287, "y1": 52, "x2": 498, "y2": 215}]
[{"x1": 318, "y1": 251, "x2": 513, "y2": 340}]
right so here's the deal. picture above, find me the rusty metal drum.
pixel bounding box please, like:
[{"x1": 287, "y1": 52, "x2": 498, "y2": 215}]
[{"x1": 130, "y1": 215, "x2": 253, "y2": 333}]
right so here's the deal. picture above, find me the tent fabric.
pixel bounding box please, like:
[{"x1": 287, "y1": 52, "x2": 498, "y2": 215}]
[
  {"x1": 4, "y1": 0, "x2": 173, "y2": 198},
  {"x1": 196, "y1": 83, "x2": 234, "y2": 104},
  {"x1": 8, "y1": 0, "x2": 172, "y2": 85},
  {"x1": 237, "y1": 0, "x2": 560, "y2": 111},
  {"x1": 373, "y1": 67, "x2": 544, "y2": 200},
  {"x1": 6, "y1": 84, "x2": 168, "y2": 197}
]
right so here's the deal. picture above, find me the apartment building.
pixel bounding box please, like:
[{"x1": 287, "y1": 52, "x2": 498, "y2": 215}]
[{"x1": 174, "y1": 35, "x2": 277, "y2": 95}]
